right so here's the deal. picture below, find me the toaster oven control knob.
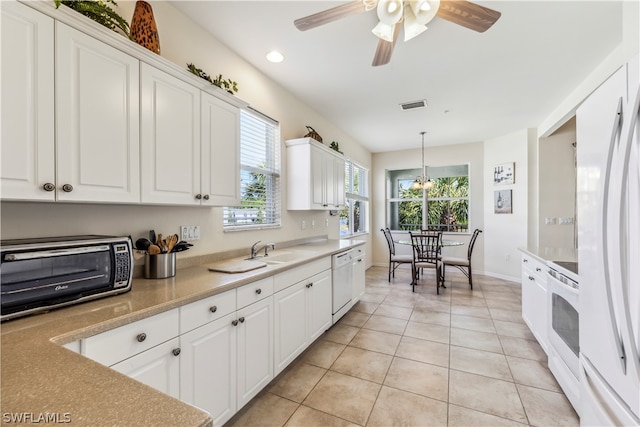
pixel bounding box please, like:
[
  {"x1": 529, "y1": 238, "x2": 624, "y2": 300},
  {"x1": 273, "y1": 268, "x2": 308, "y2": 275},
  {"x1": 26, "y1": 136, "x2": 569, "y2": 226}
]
[
  {"x1": 43, "y1": 183, "x2": 55, "y2": 192},
  {"x1": 209, "y1": 306, "x2": 217, "y2": 313},
  {"x1": 61, "y1": 184, "x2": 73, "y2": 192},
  {"x1": 136, "y1": 333, "x2": 147, "y2": 343},
  {"x1": 172, "y1": 348, "x2": 181, "y2": 357}
]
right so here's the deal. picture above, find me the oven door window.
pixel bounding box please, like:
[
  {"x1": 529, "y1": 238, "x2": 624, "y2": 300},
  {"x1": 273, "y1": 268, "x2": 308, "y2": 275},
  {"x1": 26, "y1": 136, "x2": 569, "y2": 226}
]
[
  {"x1": 551, "y1": 293, "x2": 579, "y2": 357},
  {"x1": 1, "y1": 246, "x2": 112, "y2": 308}
]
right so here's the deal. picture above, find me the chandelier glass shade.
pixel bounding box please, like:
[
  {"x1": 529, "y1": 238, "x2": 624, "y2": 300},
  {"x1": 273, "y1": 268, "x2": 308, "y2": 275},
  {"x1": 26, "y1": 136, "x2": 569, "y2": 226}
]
[
  {"x1": 368, "y1": 0, "x2": 441, "y2": 42},
  {"x1": 412, "y1": 131, "x2": 433, "y2": 190}
]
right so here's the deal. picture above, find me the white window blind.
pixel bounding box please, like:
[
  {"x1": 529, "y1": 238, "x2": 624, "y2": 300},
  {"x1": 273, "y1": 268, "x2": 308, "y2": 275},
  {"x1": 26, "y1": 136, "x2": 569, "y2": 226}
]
[
  {"x1": 340, "y1": 160, "x2": 369, "y2": 237},
  {"x1": 224, "y1": 109, "x2": 281, "y2": 229}
]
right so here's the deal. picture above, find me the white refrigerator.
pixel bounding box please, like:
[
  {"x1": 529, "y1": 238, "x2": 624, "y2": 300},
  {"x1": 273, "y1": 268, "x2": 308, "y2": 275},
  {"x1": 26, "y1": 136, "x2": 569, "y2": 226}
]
[{"x1": 577, "y1": 54, "x2": 640, "y2": 426}]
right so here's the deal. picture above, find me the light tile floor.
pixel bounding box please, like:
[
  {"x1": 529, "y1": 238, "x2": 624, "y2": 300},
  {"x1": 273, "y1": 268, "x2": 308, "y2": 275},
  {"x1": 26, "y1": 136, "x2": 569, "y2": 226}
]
[{"x1": 226, "y1": 266, "x2": 579, "y2": 427}]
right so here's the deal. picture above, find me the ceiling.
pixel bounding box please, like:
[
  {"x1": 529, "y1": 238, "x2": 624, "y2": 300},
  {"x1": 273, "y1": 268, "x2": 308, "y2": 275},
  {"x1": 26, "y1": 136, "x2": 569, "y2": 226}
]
[{"x1": 169, "y1": 1, "x2": 623, "y2": 153}]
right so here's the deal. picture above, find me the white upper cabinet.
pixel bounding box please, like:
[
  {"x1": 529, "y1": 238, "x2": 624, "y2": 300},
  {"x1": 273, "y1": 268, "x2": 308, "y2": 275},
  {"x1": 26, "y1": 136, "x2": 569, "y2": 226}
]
[
  {"x1": 140, "y1": 63, "x2": 201, "y2": 205},
  {"x1": 56, "y1": 22, "x2": 140, "y2": 203},
  {"x1": 285, "y1": 138, "x2": 346, "y2": 210},
  {"x1": 201, "y1": 92, "x2": 241, "y2": 206},
  {"x1": 1, "y1": 2, "x2": 55, "y2": 201}
]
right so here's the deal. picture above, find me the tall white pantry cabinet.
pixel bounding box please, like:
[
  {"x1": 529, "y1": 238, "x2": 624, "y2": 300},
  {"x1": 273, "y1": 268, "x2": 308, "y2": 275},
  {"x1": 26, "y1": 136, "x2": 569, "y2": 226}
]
[{"x1": 1, "y1": 1, "x2": 243, "y2": 207}]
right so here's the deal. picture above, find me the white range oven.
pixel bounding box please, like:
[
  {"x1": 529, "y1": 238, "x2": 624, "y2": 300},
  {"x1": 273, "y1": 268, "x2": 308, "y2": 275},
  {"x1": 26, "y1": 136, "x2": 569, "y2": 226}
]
[{"x1": 547, "y1": 260, "x2": 580, "y2": 413}]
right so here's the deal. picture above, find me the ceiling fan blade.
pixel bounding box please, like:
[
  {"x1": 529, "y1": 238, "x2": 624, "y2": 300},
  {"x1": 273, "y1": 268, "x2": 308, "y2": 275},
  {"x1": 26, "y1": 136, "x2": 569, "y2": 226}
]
[
  {"x1": 294, "y1": 1, "x2": 366, "y2": 31},
  {"x1": 372, "y1": 23, "x2": 401, "y2": 67},
  {"x1": 436, "y1": 0, "x2": 501, "y2": 33}
]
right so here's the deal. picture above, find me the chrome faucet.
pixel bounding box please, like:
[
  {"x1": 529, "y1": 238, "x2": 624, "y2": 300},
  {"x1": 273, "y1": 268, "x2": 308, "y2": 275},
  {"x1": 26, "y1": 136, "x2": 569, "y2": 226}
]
[{"x1": 250, "y1": 241, "x2": 276, "y2": 259}]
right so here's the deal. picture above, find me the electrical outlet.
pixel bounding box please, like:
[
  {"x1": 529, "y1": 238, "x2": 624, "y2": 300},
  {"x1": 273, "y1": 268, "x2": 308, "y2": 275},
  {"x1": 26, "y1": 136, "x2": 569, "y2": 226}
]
[
  {"x1": 325, "y1": 218, "x2": 329, "y2": 228},
  {"x1": 180, "y1": 226, "x2": 189, "y2": 241},
  {"x1": 180, "y1": 225, "x2": 200, "y2": 241},
  {"x1": 311, "y1": 219, "x2": 316, "y2": 229},
  {"x1": 544, "y1": 217, "x2": 556, "y2": 225},
  {"x1": 301, "y1": 220, "x2": 306, "y2": 230}
]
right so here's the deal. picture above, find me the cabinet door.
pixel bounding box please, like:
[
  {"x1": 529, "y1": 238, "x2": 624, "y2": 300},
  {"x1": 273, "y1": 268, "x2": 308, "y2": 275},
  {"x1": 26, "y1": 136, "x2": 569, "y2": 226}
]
[
  {"x1": 273, "y1": 281, "x2": 307, "y2": 375},
  {"x1": 352, "y1": 252, "x2": 366, "y2": 302},
  {"x1": 307, "y1": 270, "x2": 332, "y2": 342},
  {"x1": 111, "y1": 338, "x2": 180, "y2": 399},
  {"x1": 56, "y1": 22, "x2": 140, "y2": 203},
  {"x1": 141, "y1": 63, "x2": 200, "y2": 205},
  {"x1": 236, "y1": 297, "x2": 273, "y2": 409},
  {"x1": 333, "y1": 156, "x2": 346, "y2": 209},
  {"x1": 180, "y1": 312, "x2": 237, "y2": 427},
  {"x1": 310, "y1": 145, "x2": 326, "y2": 209},
  {"x1": 1, "y1": 2, "x2": 54, "y2": 201},
  {"x1": 201, "y1": 92, "x2": 240, "y2": 206}
]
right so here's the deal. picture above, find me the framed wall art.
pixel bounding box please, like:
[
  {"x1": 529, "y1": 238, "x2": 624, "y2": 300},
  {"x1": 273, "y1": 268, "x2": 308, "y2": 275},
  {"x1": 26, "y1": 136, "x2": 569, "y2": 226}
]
[
  {"x1": 493, "y1": 162, "x2": 515, "y2": 185},
  {"x1": 494, "y1": 189, "x2": 512, "y2": 214}
]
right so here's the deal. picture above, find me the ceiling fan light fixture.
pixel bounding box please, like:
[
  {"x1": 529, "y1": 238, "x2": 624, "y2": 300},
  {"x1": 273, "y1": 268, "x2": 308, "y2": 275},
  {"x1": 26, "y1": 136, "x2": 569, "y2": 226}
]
[
  {"x1": 403, "y1": 7, "x2": 428, "y2": 41},
  {"x1": 376, "y1": 0, "x2": 404, "y2": 25},
  {"x1": 372, "y1": 21, "x2": 396, "y2": 42},
  {"x1": 412, "y1": 0, "x2": 440, "y2": 25},
  {"x1": 409, "y1": 0, "x2": 430, "y2": 16}
]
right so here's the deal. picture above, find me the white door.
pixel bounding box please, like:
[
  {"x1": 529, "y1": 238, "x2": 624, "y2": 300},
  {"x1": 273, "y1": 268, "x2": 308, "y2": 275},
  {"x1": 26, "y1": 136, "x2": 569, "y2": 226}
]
[
  {"x1": 236, "y1": 297, "x2": 273, "y2": 409},
  {"x1": 111, "y1": 338, "x2": 180, "y2": 399},
  {"x1": 180, "y1": 312, "x2": 237, "y2": 427},
  {"x1": 273, "y1": 281, "x2": 307, "y2": 375},
  {"x1": 201, "y1": 92, "x2": 241, "y2": 206},
  {"x1": 1, "y1": 2, "x2": 54, "y2": 201},
  {"x1": 141, "y1": 63, "x2": 200, "y2": 205},
  {"x1": 307, "y1": 270, "x2": 332, "y2": 342},
  {"x1": 56, "y1": 22, "x2": 140, "y2": 203}
]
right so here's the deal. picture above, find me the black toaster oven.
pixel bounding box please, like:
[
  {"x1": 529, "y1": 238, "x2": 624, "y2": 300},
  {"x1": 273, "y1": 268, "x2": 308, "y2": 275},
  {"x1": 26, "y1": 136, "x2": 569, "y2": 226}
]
[{"x1": 1, "y1": 235, "x2": 133, "y2": 321}]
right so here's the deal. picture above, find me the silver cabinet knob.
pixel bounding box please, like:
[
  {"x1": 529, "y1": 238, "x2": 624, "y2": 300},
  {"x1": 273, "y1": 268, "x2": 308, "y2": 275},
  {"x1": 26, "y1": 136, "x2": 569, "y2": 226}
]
[
  {"x1": 43, "y1": 183, "x2": 55, "y2": 192},
  {"x1": 232, "y1": 320, "x2": 239, "y2": 326},
  {"x1": 61, "y1": 184, "x2": 73, "y2": 192},
  {"x1": 528, "y1": 276, "x2": 534, "y2": 281},
  {"x1": 203, "y1": 194, "x2": 210, "y2": 200},
  {"x1": 239, "y1": 317, "x2": 245, "y2": 323},
  {"x1": 255, "y1": 288, "x2": 262, "y2": 295},
  {"x1": 209, "y1": 306, "x2": 217, "y2": 313},
  {"x1": 136, "y1": 333, "x2": 147, "y2": 342},
  {"x1": 172, "y1": 348, "x2": 181, "y2": 357},
  {"x1": 306, "y1": 283, "x2": 313, "y2": 288},
  {"x1": 195, "y1": 194, "x2": 202, "y2": 200}
]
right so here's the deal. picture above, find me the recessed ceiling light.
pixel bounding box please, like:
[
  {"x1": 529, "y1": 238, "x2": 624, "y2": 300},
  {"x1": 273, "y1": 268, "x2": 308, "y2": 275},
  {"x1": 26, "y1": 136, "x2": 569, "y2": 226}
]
[{"x1": 266, "y1": 51, "x2": 285, "y2": 63}]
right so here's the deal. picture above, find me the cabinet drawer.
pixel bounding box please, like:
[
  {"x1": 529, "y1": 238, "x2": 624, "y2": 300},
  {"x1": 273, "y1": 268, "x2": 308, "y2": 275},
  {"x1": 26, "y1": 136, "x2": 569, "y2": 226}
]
[
  {"x1": 521, "y1": 255, "x2": 547, "y2": 283},
  {"x1": 274, "y1": 258, "x2": 330, "y2": 293},
  {"x1": 180, "y1": 289, "x2": 236, "y2": 334},
  {"x1": 237, "y1": 277, "x2": 273, "y2": 309},
  {"x1": 84, "y1": 308, "x2": 179, "y2": 367}
]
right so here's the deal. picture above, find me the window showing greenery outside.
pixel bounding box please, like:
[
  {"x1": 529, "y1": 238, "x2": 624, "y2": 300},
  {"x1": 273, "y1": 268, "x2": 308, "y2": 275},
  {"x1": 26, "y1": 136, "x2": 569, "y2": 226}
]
[
  {"x1": 340, "y1": 161, "x2": 368, "y2": 236},
  {"x1": 223, "y1": 109, "x2": 280, "y2": 229},
  {"x1": 387, "y1": 165, "x2": 469, "y2": 232}
]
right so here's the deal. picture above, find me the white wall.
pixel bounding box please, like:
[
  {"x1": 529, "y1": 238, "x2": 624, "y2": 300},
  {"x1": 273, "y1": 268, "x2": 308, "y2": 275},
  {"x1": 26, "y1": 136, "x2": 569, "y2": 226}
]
[
  {"x1": 0, "y1": 1, "x2": 373, "y2": 267},
  {"x1": 483, "y1": 130, "x2": 530, "y2": 281},
  {"x1": 371, "y1": 142, "x2": 484, "y2": 269},
  {"x1": 538, "y1": 118, "x2": 577, "y2": 249}
]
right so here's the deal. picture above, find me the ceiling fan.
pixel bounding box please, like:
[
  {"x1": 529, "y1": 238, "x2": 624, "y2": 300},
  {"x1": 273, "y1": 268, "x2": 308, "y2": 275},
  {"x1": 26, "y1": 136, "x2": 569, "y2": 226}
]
[{"x1": 294, "y1": 0, "x2": 501, "y2": 66}]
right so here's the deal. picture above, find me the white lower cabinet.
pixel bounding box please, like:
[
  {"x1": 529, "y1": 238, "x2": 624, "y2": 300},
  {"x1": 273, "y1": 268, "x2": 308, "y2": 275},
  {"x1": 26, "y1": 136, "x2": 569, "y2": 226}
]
[
  {"x1": 180, "y1": 312, "x2": 237, "y2": 426},
  {"x1": 274, "y1": 268, "x2": 331, "y2": 375},
  {"x1": 521, "y1": 254, "x2": 548, "y2": 353},
  {"x1": 111, "y1": 338, "x2": 181, "y2": 399},
  {"x1": 352, "y1": 247, "x2": 366, "y2": 302}
]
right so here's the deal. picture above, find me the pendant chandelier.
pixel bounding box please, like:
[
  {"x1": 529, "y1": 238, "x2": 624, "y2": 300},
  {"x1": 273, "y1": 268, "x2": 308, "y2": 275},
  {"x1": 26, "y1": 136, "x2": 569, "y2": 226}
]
[{"x1": 411, "y1": 131, "x2": 433, "y2": 190}]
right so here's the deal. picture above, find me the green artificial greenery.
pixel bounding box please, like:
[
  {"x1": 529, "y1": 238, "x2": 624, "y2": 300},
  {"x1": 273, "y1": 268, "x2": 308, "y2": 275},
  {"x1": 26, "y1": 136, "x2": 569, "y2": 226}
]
[
  {"x1": 187, "y1": 63, "x2": 239, "y2": 95},
  {"x1": 54, "y1": 0, "x2": 130, "y2": 37},
  {"x1": 329, "y1": 141, "x2": 343, "y2": 154}
]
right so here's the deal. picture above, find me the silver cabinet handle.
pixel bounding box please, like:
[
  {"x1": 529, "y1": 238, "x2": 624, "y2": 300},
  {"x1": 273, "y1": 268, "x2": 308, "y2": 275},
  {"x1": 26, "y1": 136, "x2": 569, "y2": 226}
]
[
  {"x1": 136, "y1": 333, "x2": 147, "y2": 342},
  {"x1": 528, "y1": 276, "x2": 534, "y2": 281},
  {"x1": 61, "y1": 184, "x2": 73, "y2": 192},
  {"x1": 203, "y1": 194, "x2": 210, "y2": 200},
  {"x1": 536, "y1": 267, "x2": 542, "y2": 272},
  {"x1": 239, "y1": 317, "x2": 245, "y2": 323},
  {"x1": 195, "y1": 194, "x2": 202, "y2": 200},
  {"x1": 523, "y1": 259, "x2": 528, "y2": 263},
  {"x1": 232, "y1": 320, "x2": 239, "y2": 326},
  {"x1": 43, "y1": 183, "x2": 55, "y2": 192},
  {"x1": 172, "y1": 348, "x2": 181, "y2": 357},
  {"x1": 209, "y1": 306, "x2": 217, "y2": 313},
  {"x1": 255, "y1": 288, "x2": 262, "y2": 295}
]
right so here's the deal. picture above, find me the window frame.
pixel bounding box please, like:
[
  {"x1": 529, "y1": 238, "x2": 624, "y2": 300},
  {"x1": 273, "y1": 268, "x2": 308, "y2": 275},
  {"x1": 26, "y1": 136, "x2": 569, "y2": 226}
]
[
  {"x1": 340, "y1": 159, "x2": 369, "y2": 237},
  {"x1": 223, "y1": 108, "x2": 281, "y2": 231}
]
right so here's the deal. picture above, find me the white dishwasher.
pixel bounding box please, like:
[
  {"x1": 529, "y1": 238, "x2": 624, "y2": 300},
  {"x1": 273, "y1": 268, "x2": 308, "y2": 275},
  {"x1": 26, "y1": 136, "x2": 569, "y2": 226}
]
[{"x1": 332, "y1": 250, "x2": 353, "y2": 324}]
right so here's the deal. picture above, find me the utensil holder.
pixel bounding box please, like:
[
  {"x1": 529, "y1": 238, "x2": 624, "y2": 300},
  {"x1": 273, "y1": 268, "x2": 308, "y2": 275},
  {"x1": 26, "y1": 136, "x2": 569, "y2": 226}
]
[{"x1": 144, "y1": 253, "x2": 176, "y2": 279}]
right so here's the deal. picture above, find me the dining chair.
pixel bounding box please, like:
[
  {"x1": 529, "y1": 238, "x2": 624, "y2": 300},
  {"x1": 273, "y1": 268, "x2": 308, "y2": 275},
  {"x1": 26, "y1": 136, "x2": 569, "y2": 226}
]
[
  {"x1": 381, "y1": 228, "x2": 413, "y2": 282},
  {"x1": 441, "y1": 228, "x2": 483, "y2": 289},
  {"x1": 409, "y1": 231, "x2": 443, "y2": 293}
]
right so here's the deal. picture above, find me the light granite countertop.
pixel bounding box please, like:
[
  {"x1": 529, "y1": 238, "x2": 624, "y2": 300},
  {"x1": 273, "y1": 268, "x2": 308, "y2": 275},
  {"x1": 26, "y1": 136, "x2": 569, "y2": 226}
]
[
  {"x1": 518, "y1": 246, "x2": 577, "y2": 264},
  {"x1": 1, "y1": 238, "x2": 364, "y2": 427}
]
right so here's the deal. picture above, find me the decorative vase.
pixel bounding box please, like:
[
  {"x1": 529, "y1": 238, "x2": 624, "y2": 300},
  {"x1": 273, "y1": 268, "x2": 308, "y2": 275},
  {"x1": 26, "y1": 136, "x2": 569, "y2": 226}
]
[{"x1": 130, "y1": 1, "x2": 160, "y2": 55}]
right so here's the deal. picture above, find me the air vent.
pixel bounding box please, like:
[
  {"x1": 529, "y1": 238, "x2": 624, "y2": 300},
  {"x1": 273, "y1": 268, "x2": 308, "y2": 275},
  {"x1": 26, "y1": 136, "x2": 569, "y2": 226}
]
[{"x1": 400, "y1": 99, "x2": 427, "y2": 111}]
